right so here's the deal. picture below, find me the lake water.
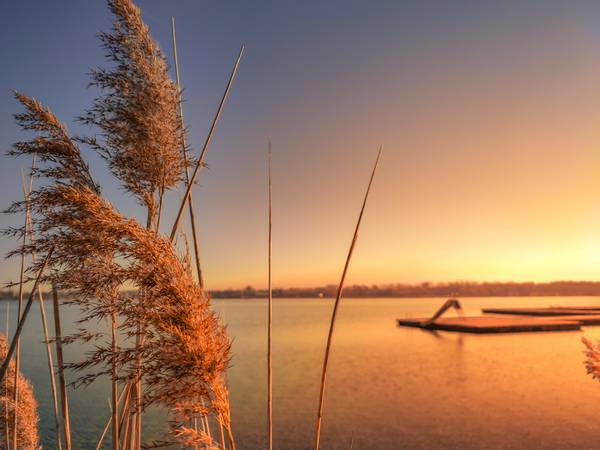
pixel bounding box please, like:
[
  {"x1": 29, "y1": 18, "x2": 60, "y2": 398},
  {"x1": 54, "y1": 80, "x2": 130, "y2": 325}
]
[{"x1": 10, "y1": 296, "x2": 600, "y2": 449}]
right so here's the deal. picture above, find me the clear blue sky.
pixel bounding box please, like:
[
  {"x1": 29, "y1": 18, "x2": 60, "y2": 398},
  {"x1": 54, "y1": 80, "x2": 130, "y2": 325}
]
[{"x1": 3, "y1": 1, "x2": 600, "y2": 289}]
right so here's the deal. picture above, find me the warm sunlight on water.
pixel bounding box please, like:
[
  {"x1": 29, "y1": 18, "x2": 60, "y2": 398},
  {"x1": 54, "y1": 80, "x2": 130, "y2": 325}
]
[{"x1": 11, "y1": 296, "x2": 600, "y2": 449}]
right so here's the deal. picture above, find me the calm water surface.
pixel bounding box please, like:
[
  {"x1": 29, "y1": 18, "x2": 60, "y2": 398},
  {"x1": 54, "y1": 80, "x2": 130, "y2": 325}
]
[{"x1": 10, "y1": 296, "x2": 600, "y2": 449}]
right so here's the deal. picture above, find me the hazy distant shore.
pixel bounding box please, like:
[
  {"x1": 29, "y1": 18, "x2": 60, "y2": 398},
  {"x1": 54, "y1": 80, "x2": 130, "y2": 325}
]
[
  {"x1": 4, "y1": 281, "x2": 600, "y2": 300},
  {"x1": 209, "y1": 281, "x2": 600, "y2": 298}
]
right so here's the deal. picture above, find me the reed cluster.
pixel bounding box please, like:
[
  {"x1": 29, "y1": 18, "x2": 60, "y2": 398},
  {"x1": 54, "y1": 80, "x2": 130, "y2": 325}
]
[
  {"x1": 8, "y1": 88, "x2": 231, "y2": 450},
  {"x1": 4, "y1": 0, "x2": 381, "y2": 449},
  {"x1": 5, "y1": 0, "x2": 234, "y2": 446}
]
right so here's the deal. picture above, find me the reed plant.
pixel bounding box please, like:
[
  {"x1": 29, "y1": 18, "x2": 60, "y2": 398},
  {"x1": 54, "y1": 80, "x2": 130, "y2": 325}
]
[{"x1": 7, "y1": 92, "x2": 232, "y2": 448}]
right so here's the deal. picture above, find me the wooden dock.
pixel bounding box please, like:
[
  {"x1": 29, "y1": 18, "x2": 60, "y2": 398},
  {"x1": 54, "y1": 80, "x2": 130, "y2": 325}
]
[
  {"x1": 481, "y1": 307, "x2": 600, "y2": 316},
  {"x1": 397, "y1": 316, "x2": 582, "y2": 333},
  {"x1": 397, "y1": 300, "x2": 600, "y2": 334}
]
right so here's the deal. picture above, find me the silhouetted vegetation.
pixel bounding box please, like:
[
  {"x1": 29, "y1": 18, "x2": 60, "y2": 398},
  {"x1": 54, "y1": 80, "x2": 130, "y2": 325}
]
[{"x1": 210, "y1": 281, "x2": 600, "y2": 298}]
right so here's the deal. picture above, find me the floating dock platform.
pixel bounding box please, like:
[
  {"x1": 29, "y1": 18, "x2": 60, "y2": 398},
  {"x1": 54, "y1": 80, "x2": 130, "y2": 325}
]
[
  {"x1": 397, "y1": 316, "x2": 582, "y2": 334},
  {"x1": 396, "y1": 300, "x2": 600, "y2": 334},
  {"x1": 481, "y1": 307, "x2": 600, "y2": 316}
]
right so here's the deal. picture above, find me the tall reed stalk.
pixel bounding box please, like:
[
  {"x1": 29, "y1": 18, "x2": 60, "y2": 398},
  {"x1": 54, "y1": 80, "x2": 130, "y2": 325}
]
[
  {"x1": 171, "y1": 18, "x2": 212, "y2": 442},
  {"x1": 12, "y1": 169, "x2": 32, "y2": 449},
  {"x1": 4, "y1": 302, "x2": 9, "y2": 450},
  {"x1": 24, "y1": 182, "x2": 63, "y2": 450},
  {"x1": 171, "y1": 16, "x2": 204, "y2": 289},
  {"x1": 313, "y1": 147, "x2": 381, "y2": 450},
  {"x1": 111, "y1": 308, "x2": 119, "y2": 450},
  {"x1": 169, "y1": 45, "x2": 244, "y2": 242},
  {"x1": 52, "y1": 284, "x2": 71, "y2": 450},
  {"x1": 267, "y1": 142, "x2": 273, "y2": 450}
]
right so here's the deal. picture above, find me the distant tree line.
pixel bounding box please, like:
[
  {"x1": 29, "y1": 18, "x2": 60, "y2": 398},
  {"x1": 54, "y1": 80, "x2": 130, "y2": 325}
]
[
  {"x1": 2, "y1": 281, "x2": 600, "y2": 301},
  {"x1": 209, "y1": 281, "x2": 600, "y2": 299}
]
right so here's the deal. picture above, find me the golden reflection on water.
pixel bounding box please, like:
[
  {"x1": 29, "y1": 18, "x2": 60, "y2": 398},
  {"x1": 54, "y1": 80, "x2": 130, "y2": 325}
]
[{"x1": 12, "y1": 297, "x2": 600, "y2": 449}]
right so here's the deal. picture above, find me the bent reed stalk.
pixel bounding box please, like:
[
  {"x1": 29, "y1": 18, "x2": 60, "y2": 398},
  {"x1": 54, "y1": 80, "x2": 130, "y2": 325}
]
[
  {"x1": 169, "y1": 45, "x2": 244, "y2": 243},
  {"x1": 313, "y1": 147, "x2": 382, "y2": 450}
]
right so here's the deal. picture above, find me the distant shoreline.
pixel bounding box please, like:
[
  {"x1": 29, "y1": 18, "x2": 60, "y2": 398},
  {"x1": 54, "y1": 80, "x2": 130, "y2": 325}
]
[
  {"x1": 4, "y1": 281, "x2": 600, "y2": 300},
  {"x1": 211, "y1": 281, "x2": 600, "y2": 298}
]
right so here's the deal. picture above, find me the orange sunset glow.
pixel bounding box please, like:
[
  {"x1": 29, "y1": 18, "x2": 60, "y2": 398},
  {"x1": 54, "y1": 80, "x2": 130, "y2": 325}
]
[
  {"x1": 5, "y1": 2, "x2": 600, "y2": 450},
  {"x1": 3, "y1": 2, "x2": 600, "y2": 290}
]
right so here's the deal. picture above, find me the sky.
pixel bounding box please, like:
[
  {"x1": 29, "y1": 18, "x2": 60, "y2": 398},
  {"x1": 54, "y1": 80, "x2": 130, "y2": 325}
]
[{"x1": 2, "y1": 0, "x2": 600, "y2": 289}]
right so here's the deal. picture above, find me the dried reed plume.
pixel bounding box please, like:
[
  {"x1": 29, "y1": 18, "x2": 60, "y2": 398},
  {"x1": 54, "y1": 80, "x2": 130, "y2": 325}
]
[
  {"x1": 81, "y1": 0, "x2": 185, "y2": 221},
  {"x1": 8, "y1": 93, "x2": 231, "y2": 448},
  {"x1": 0, "y1": 333, "x2": 39, "y2": 450}
]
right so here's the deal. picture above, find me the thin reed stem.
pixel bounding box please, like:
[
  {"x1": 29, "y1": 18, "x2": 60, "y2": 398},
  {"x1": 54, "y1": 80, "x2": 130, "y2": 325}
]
[
  {"x1": 0, "y1": 247, "x2": 54, "y2": 383},
  {"x1": 12, "y1": 169, "x2": 31, "y2": 449},
  {"x1": 31, "y1": 250, "x2": 63, "y2": 450},
  {"x1": 218, "y1": 419, "x2": 226, "y2": 450},
  {"x1": 313, "y1": 147, "x2": 382, "y2": 450},
  {"x1": 169, "y1": 45, "x2": 244, "y2": 243},
  {"x1": 201, "y1": 398, "x2": 211, "y2": 440},
  {"x1": 171, "y1": 20, "x2": 213, "y2": 444},
  {"x1": 227, "y1": 423, "x2": 236, "y2": 450},
  {"x1": 155, "y1": 180, "x2": 165, "y2": 233},
  {"x1": 120, "y1": 403, "x2": 131, "y2": 450},
  {"x1": 52, "y1": 283, "x2": 72, "y2": 450},
  {"x1": 171, "y1": 16, "x2": 205, "y2": 289},
  {"x1": 24, "y1": 155, "x2": 63, "y2": 450},
  {"x1": 118, "y1": 384, "x2": 132, "y2": 450},
  {"x1": 111, "y1": 309, "x2": 119, "y2": 450},
  {"x1": 97, "y1": 381, "x2": 132, "y2": 450},
  {"x1": 193, "y1": 417, "x2": 199, "y2": 450},
  {"x1": 267, "y1": 142, "x2": 273, "y2": 450},
  {"x1": 4, "y1": 302, "x2": 9, "y2": 450},
  {"x1": 96, "y1": 388, "x2": 126, "y2": 450}
]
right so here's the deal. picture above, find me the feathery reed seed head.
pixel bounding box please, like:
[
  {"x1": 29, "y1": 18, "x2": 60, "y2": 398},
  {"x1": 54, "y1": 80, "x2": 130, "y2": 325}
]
[{"x1": 81, "y1": 0, "x2": 186, "y2": 216}]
